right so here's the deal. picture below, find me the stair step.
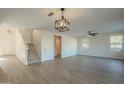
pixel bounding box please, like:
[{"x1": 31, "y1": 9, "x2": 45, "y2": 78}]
[
  {"x1": 28, "y1": 60, "x2": 41, "y2": 64},
  {"x1": 28, "y1": 51, "x2": 38, "y2": 54},
  {"x1": 28, "y1": 55, "x2": 39, "y2": 58},
  {"x1": 29, "y1": 52, "x2": 36, "y2": 54},
  {"x1": 28, "y1": 49, "x2": 37, "y2": 52},
  {"x1": 28, "y1": 54, "x2": 39, "y2": 57},
  {"x1": 28, "y1": 56, "x2": 40, "y2": 59},
  {"x1": 28, "y1": 56, "x2": 40, "y2": 60},
  {"x1": 27, "y1": 43, "x2": 41, "y2": 64},
  {"x1": 28, "y1": 58, "x2": 40, "y2": 60},
  {"x1": 28, "y1": 58, "x2": 40, "y2": 61},
  {"x1": 28, "y1": 50, "x2": 36, "y2": 52}
]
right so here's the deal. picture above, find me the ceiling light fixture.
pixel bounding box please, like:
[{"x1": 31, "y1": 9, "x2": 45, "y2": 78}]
[
  {"x1": 7, "y1": 24, "x2": 11, "y2": 34},
  {"x1": 55, "y1": 8, "x2": 70, "y2": 32}
]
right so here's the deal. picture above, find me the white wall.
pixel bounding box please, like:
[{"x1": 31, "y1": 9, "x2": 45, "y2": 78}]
[
  {"x1": 0, "y1": 25, "x2": 15, "y2": 56},
  {"x1": 15, "y1": 29, "x2": 28, "y2": 65},
  {"x1": 78, "y1": 31, "x2": 124, "y2": 59},
  {"x1": 61, "y1": 35, "x2": 77, "y2": 58},
  {"x1": 32, "y1": 29, "x2": 41, "y2": 59},
  {"x1": 15, "y1": 28, "x2": 77, "y2": 63},
  {"x1": 54, "y1": 33, "x2": 77, "y2": 58},
  {"x1": 41, "y1": 31, "x2": 54, "y2": 62},
  {"x1": 20, "y1": 29, "x2": 32, "y2": 44},
  {"x1": 0, "y1": 24, "x2": 28, "y2": 65},
  {"x1": 35, "y1": 30, "x2": 77, "y2": 62}
]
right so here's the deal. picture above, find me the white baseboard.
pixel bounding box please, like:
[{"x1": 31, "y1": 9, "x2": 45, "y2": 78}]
[{"x1": 78, "y1": 54, "x2": 124, "y2": 60}]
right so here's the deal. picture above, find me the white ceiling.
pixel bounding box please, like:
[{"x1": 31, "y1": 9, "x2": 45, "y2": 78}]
[{"x1": 0, "y1": 8, "x2": 124, "y2": 36}]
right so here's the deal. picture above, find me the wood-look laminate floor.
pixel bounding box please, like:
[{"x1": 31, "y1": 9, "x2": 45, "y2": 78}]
[{"x1": 0, "y1": 55, "x2": 124, "y2": 84}]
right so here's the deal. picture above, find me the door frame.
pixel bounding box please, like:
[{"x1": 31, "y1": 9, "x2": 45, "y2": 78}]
[{"x1": 54, "y1": 35, "x2": 62, "y2": 58}]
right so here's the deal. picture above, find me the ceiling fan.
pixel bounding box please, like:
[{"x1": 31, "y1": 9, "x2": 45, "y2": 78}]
[{"x1": 88, "y1": 31, "x2": 98, "y2": 36}]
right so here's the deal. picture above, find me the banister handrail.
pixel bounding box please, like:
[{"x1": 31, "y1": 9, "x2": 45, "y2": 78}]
[{"x1": 20, "y1": 33, "x2": 29, "y2": 50}]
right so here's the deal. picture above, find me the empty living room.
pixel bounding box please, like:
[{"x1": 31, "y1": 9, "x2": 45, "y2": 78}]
[{"x1": 0, "y1": 8, "x2": 124, "y2": 85}]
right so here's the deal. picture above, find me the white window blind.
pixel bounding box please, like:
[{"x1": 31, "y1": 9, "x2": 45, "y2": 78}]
[{"x1": 110, "y1": 35, "x2": 123, "y2": 51}]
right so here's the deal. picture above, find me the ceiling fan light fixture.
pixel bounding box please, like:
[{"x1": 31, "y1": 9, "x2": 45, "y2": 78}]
[{"x1": 88, "y1": 31, "x2": 98, "y2": 36}]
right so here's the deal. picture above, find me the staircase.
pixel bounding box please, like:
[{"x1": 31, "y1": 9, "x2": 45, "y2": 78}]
[{"x1": 27, "y1": 43, "x2": 41, "y2": 64}]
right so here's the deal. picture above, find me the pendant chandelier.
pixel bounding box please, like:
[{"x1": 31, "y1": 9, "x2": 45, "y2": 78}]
[{"x1": 55, "y1": 8, "x2": 70, "y2": 32}]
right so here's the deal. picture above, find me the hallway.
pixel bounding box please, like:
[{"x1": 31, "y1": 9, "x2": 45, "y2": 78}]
[{"x1": 0, "y1": 55, "x2": 124, "y2": 84}]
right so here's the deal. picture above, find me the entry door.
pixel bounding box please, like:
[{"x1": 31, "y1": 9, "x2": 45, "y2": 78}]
[
  {"x1": 54, "y1": 35, "x2": 61, "y2": 57},
  {"x1": 0, "y1": 29, "x2": 15, "y2": 56}
]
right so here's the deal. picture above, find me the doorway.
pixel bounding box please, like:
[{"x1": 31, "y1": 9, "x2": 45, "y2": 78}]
[
  {"x1": 0, "y1": 30, "x2": 15, "y2": 56},
  {"x1": 54, "y1": 35, "x2": 61, "y2": 58}
]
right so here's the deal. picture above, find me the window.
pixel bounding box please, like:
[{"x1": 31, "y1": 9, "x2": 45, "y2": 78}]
[
  {"x1": 110, "y1": 35, "x2": 123, "y2": 51},
  {"x1": 82, "y1": 38, "x2": 89, "y2": 48}
]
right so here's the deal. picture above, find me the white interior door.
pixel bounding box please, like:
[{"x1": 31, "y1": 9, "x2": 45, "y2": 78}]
[{"x1": 0, "y1": 29, "x2": 15, "y2": 56}]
